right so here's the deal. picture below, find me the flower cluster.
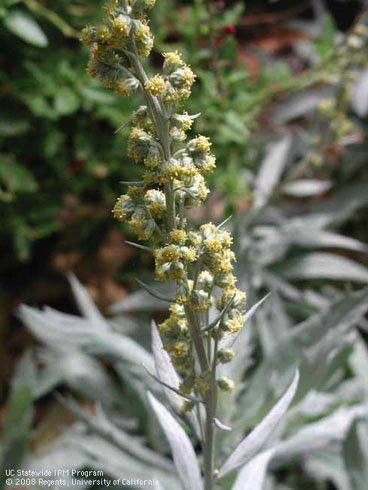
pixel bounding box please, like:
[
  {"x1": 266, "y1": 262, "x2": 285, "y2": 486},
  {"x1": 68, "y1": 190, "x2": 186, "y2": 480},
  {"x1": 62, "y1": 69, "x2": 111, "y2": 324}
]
[
  {"x1": 113, "y1": 185, "x2": 164, "y2": 241},
  {"x1": 83, "y1": 0, "x2": 247, "y2": 402},
  {"x1": 145, "y1": 51, "x2": 196, "y2": 102},
  {"x1": 81, "y1": 0, "x2": 155, "y2": 95}
]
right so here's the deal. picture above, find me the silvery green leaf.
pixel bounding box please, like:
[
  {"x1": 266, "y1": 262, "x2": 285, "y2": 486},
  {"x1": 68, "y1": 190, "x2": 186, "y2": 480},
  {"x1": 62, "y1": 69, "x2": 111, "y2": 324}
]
[
  {"x1": 25, "y1": 425, "x2": 180, "y2": 489},
  {"x1": 222, "y1": 293, "x2": 271, "y2": 351},
  {"x1": 297, "y1": 390, "x2": 336, "y2": 418},
  {"x1": 235, "y1": 289, "x2": 368, "y2": 428},
  {"x1": 232, "y1": 449, "x2": 275, "y2": 490},
  {"x1": 22, "y1": 432, "x2": 88, "y2": 489},
  {"x1": 272, "y1": 405, "x2": 367, "y2": 465},
  {"x1": 218, "y1": 370, "x2": 299, "y2": 478},
  {"x1": 271, "y1": 88, "x2": 333, "y2": 123},
  {"x1": 68, "y1": 273, "x2": 108, "y2": 330},
  {"x1": 4, "y1": 10, "x2": 48, "y2": 47},
  {"x1": 343, "y1": 421, "x2": 368, "y2": 490},
  {"x1": 151, "y1": 321, "x2": 182, "y2": 412},
  {"x1": 148, "y1": 392, "x2": 203, "y2": 490},
  {"x1": 351, "y1": 67, "x2": 368, "y2": 117},
  {"x1": 12, "y1": 349, "x2": 37, "y2": 391},
  {"x1": 18, "y1": 304, "x2": 154, "y2": 372},
  {"x1": 232, "y1": 406, "x2": 367, "y2": 489},
  {"x1": 58, "y1": 396, "x2": 174, "y2": 473},
  {"x1": 282, "y1": 179, "x2": 331, "y2": 197},
  {"x1": 288, "y1": 229, "x2": 367, "y2": 252},
  {"x1": 243, "y1": 293, "x2": 272, "y2": 328},
  {"x1": 304, "y1": 180, "x2": 368, "y2": 229},
  {"x1": 220, "y1": 293, "x2": 270, "y2": 381},
  {"x1": 110, "y1": 282, "x2": 176, "y2": 313},
  {"x1": 304, "y1": 449, "x2": 353, "y2": 490},
  {"x1": 0, "y1": 383, "x2": 33, "y2": 485},
  {"x1": 254, "y1": 135, "x2": 293, "y2": 208},
  {"x1": 214, "y1": 418, "x2": 232, "y2": 432},
  {"x1": 349, "y1": 334, "x2": 368, "y2": 398},
  {"x1": 256, "y1": 297, "x2": 290, "y2": 359},
  {"x1": 277, "y1": 253, "x2": 368, "y2": 283},
  {"x1": 37, "y1": 349, "x2": 120, "y2": 405},
  {"x1": 77, "y1": 435, "x2": 179, "y2": 489}
]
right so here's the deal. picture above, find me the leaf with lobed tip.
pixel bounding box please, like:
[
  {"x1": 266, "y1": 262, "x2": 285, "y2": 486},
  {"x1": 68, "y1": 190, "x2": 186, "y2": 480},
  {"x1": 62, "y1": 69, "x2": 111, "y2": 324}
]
[
  {"x1": 269, "y1": 405, "x2": 368, "y2": 466},
  {"x1": 41, "y1": 426, "x2": 181, "y2": 489},
  {"x1": 218, "y1": 370, "x2": 299, "y2": 478},
  {"x1": 57, "y1": 395, "x2": 175, "y2": 473},
  {"x1": 148, "y1": 392, "x2": 203, "y2": 490},
  {"x1": 232, "y1": 449, "x2": 275, "y2": 490},
  {"x1": 68, "y1": 273, "x2": 107, "y2": 330},
  {"x1": 36, "y1": 349, "x2": 120, "y2": 405},
  {"x1": 234, "y1": 288, "x2": 368, "y2": 429},
  {"x1": 232, "y1": 404, "x2": 368, "y2": 489},
  {"x1": 17, "y1": 304, "x2": 155, "y2": 376}
]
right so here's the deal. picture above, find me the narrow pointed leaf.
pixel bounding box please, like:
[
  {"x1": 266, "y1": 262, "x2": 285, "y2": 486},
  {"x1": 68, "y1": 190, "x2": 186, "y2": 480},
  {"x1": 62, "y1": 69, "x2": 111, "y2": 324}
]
[
  {"x1": 151, "y1": 322, "x2": 201, "y2": 437},
  {"x1": 125, "y1": 240, "x2": 153, "y2": 252},
  {"x1": 282, "y1": 179, "x2": 331, "y2": 197},
  {"x1": 243, "y1": 293, "x2": 271, "y2": 326},
  {"x1": 352, "y1": 67, "x2": 368, "y2": 117},
  {"x1": 214, "y1": 418, "x2": 232, "y2": 432},
  {"x1": 136, "y1": 279, "x2": 175, "y2": 302},
  {"x1": 229, "y1": 293, "x2": 270, "y2": 348},
  {"x1": 277, "y1": 253, "x2": 368, "y2": 283},
  {"x1": 232, "y1": 449, "x2": 275, "y2": 490},
  {"x1": 68, "y1": 273, "x2": 107, "y2": 329},
  {"x1": 4, "y1": 10, "x2": 48, "y2": 47},
  {"x1": 143, "y1": 364, "x2": 200, "y2": 403},
  {"x1": 151, "y1": 321, "x2": 183, "y2": 411},
  {"x1": 218, "y1": 215, "x2": 233, "y2": 229},
  {"x1": 218, "y1": 370, "x2": 299, "y2": 478},
  {"x1": 343, "y1": 421, "x2": 368, "y2": 490},
  {"x1": 254, "y1": 135, "x2": 292, "y2": 208},
  {"x1": 147, "y1": 392, "x2": 203, "y2": 490},
  {"x1": 57, "y1": 395, "x2": 174, "y2": 473}
]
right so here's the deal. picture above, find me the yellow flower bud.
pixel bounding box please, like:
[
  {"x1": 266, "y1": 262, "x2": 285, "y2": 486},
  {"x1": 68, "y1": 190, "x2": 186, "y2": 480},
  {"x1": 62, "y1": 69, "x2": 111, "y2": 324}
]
[{"x1": 145, "y1": 75, "x2": 166, "y2": 96}]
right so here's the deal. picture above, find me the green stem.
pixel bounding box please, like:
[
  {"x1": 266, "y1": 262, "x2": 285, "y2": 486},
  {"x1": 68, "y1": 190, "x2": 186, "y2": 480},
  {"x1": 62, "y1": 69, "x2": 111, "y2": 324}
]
[
  {"x1": 184, "y1": 306, "x2": 208, "y2": 373},
  {"x1": 185, "y1": 299, "x2": 216, "y2": 490}
]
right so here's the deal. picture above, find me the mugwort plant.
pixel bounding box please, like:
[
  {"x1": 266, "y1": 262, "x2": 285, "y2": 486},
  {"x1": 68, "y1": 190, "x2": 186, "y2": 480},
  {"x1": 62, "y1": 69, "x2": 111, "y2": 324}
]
[{"x1": 81, "y1": 1, "x2": 299, "y2": 488}]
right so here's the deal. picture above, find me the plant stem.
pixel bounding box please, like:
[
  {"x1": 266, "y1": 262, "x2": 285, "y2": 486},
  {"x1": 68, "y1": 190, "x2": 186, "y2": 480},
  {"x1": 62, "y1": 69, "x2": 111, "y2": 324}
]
[{"x1": 204, "y1": 397, "x2": 216, "y2": 490}]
